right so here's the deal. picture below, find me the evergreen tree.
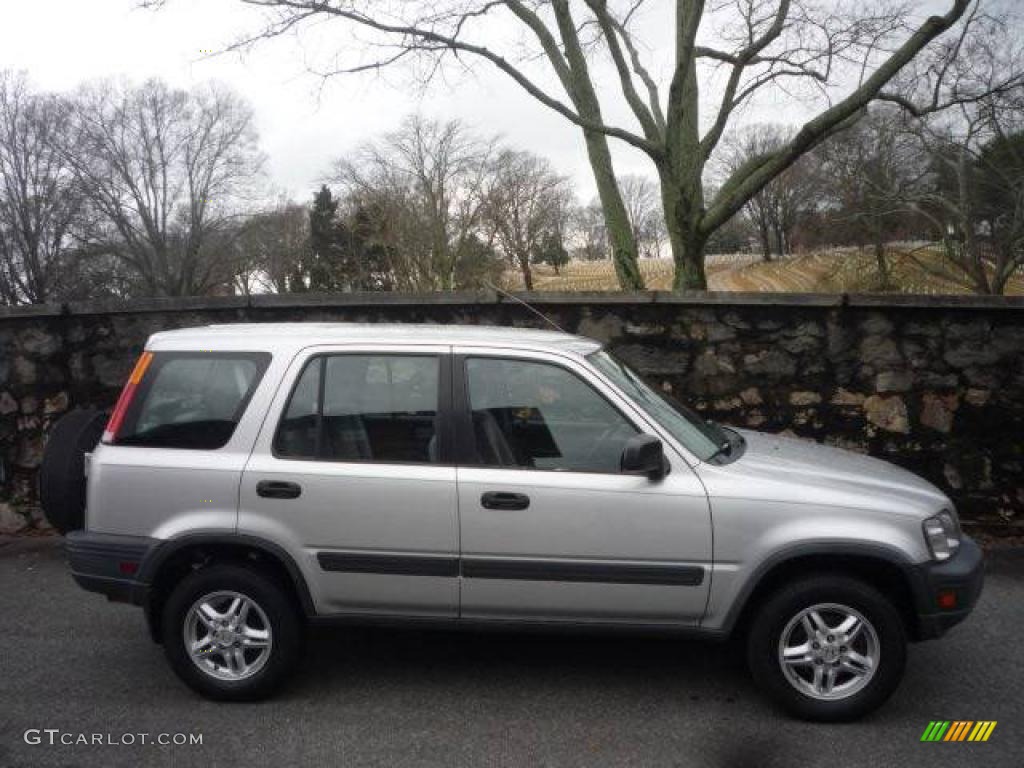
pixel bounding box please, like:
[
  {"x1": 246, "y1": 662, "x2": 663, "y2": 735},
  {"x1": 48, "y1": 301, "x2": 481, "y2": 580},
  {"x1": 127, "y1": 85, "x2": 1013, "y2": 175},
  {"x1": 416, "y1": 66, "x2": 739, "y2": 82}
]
[
  {"x1": 532, "y1": 230, "x2": 569, "y2": 274},
  {"x1": 308, "y1": 185, "x2": 342, "y2": 291}
]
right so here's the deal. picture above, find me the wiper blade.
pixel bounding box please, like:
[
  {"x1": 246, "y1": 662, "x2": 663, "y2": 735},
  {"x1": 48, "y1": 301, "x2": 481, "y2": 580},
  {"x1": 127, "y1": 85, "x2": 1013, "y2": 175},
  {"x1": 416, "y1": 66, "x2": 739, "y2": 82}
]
[{"x1": 708, "y1": 439, "x2": 733, "y2": 461}]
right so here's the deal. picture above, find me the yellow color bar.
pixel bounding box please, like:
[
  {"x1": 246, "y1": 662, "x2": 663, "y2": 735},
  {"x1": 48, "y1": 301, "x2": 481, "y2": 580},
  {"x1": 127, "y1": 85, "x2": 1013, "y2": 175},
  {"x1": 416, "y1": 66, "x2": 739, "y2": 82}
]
[{"x1": 964, "y1": 721, "x2": 997, "y2": 742}]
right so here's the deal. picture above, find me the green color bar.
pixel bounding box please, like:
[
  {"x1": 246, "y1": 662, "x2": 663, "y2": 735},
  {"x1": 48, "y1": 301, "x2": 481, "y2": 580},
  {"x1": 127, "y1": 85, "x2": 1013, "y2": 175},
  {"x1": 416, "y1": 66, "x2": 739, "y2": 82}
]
[{"x1": 921, "y1": 721, "x2": 951, "y2": 742}]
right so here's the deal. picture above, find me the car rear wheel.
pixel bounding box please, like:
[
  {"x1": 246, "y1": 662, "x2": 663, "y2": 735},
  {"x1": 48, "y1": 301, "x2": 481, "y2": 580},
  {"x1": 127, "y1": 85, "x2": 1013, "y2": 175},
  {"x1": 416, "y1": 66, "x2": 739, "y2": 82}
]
[
  {"x1": 162, "y1": 564, "x2": 302, "y2": 701},
  {"x1": 747, "y1": 575, "x2": 906, "y2": 721}
]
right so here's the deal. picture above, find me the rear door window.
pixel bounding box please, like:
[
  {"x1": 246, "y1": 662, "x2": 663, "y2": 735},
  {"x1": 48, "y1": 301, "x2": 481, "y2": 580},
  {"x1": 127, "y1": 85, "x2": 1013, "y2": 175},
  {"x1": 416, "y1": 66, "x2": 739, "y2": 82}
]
[
  {"x1": 116, "y1": 352, "x2": 270, "y2": 449},
  {"x1": 275, "y1": 354, "x2": 442, "y2": 464}
]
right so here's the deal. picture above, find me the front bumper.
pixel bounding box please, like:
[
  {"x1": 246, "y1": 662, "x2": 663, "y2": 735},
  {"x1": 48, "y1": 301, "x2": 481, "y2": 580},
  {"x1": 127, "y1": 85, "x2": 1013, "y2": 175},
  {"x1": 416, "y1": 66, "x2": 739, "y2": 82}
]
[
  {"x1": 65, "y1": 530, "x2": 157, "y2": 606},
  {"x1": 906, "y1": 535, "x2": 985, "y2": 640}
]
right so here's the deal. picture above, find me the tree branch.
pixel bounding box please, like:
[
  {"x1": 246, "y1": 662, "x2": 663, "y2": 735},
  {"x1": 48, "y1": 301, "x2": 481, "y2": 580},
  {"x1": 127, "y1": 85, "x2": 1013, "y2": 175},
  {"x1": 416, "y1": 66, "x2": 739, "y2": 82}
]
[
  {"x1": 585, "y1": 0, "x2": 661, "y2": 141},
  {"x1": 606, "y1": 11, "x2": 666, "y2": 133},
  {"x1": 701, "y1": 0, "x2": 792, "y2": 161},
  {"x1": 704, "y1": 0, "x2": 973, "y2": 233},
  {"x1": 238, "y1": 0, "x2": 660, "y2": 156}
]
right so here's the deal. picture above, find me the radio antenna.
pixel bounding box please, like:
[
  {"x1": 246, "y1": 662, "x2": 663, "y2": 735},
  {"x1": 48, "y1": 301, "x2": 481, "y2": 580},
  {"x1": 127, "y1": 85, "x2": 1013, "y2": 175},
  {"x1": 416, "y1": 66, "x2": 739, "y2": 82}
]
[{"x1": 484, "y1": 281, "x2": 568, "y2": 335}]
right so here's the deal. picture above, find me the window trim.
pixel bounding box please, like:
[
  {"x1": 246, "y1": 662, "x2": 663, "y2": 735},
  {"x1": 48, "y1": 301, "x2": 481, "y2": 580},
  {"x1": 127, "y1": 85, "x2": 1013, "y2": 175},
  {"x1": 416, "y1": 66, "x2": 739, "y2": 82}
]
[
  {"x1": 113, "y1": 350, "x2": 271, "y2": 451},
  {"x1": 271, "y1": 351, "x2": 454, "y2": 467},
  {"x1": 453, "y1": 353, "x2": 647, "y2": 476}
]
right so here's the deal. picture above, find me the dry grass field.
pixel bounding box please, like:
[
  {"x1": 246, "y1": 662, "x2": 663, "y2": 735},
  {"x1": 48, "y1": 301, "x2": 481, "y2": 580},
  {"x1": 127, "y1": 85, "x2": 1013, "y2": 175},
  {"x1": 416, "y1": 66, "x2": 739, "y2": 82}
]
[
  {"x1": 504, "y1": 247, "x2": 1024, "y2": 295},
  {"x1": 504, "y1": 253, "x2": 762, "y2": 292}
]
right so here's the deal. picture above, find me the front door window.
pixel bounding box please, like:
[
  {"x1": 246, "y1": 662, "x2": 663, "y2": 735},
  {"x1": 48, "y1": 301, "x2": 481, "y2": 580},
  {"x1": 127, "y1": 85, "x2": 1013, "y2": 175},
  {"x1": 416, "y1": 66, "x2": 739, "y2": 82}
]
[{"x1": 465, "y1": 357, "x2": 638, "y2": 473}]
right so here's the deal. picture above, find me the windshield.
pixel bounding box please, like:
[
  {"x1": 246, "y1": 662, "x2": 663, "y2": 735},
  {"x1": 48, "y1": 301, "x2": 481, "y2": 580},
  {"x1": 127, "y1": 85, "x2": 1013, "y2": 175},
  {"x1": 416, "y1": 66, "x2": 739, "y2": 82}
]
[{"x1": 588, "y1": 349, "x2": 728, "y2": 462}]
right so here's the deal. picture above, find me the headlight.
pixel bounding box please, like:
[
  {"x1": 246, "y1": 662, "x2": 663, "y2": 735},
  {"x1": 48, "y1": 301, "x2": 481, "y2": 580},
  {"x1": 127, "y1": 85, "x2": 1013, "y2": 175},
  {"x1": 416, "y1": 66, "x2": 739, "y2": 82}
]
[{"x1": 923, "y1": 511, "x2": 961, "y2": 561}]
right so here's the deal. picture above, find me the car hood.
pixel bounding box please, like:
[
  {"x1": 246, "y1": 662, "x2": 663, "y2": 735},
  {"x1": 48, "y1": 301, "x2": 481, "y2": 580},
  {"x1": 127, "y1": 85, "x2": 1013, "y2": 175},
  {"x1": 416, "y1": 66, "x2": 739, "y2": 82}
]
[{"x1": 712, "y1": 428, "x2": 950, "y2": 518}]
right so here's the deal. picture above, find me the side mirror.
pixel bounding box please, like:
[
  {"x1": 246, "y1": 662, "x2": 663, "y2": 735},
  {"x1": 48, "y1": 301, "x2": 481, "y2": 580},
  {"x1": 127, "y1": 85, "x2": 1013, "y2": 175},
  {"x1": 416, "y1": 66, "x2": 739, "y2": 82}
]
[{"x1": 621, "y1": 434, "x2": 667, "y2": 481}]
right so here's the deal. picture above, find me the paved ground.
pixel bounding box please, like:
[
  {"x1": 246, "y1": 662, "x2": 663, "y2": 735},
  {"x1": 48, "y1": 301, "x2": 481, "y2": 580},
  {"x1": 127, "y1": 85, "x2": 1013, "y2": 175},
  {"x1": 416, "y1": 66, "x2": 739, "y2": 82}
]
[{"x1": 0, "y1": 538, "x2": 1021, "y2": 768}]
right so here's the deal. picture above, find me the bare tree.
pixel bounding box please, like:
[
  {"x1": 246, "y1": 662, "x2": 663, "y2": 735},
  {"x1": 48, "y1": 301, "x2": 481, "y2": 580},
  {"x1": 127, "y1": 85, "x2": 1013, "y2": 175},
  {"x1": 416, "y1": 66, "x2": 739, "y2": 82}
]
[
  {"x1": 62, "y1": 78, "x2": 264, "y2": 296},
  {"x1": 819, "y1": 106, "x2": 921, "y2": 286},
  {"x1": 0, "y1": 72, "x2": 83, "y2": 304},
  {"x1": 619, "y1": 175, "x2": 666, "y2": 259},
  {"x1": 483, "y1": 149, "x2": 571, "y2": 289},
  {"x1": 726, "y1": 126, "x2": 780, "y2": 261},
  {"x1": 725, "y1": 125, "x2": 821, "y2": 261},
  {"x1": 904, "y1": 101, "x2": 1024, "y2": 294},
  {"x1": 875, "y1": 12, "x2": 1024, "y2": 295},
  {"x1": 162, "y1": 0, "x2": 1015, "y2": 290},
  {"x1": 334, "y1": 116, "x2": 499, "y2": 291},
  {"x1": 570, "y1": 200, "x2": 610, "y2": 261},
  {"x1": 233, "y1": 199, "x2": 310, "y2": 294}
]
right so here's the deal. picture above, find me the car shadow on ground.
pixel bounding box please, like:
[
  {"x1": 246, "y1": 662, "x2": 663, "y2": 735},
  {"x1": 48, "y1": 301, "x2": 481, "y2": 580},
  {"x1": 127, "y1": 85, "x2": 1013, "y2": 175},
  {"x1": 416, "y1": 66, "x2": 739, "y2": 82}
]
[
  {"x1": 286, "y1": 625, "x2": 789, "y2": 768},
  {"x1": 295, "y1": 622, "x2": 751, "y2": 697}
]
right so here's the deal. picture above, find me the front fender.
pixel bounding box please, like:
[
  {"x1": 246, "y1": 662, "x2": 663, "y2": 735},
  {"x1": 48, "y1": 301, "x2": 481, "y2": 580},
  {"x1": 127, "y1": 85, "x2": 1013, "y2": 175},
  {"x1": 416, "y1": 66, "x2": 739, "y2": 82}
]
[{"x1": 702, "y1": 497, "x2": 929, "y2": 633}]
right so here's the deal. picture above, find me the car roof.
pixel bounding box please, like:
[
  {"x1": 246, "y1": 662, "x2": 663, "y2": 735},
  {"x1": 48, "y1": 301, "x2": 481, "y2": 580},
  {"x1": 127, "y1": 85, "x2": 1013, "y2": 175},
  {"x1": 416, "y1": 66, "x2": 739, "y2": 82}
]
[{"x1": 146, "y1": 322, "x2": 602, "y2": 356}]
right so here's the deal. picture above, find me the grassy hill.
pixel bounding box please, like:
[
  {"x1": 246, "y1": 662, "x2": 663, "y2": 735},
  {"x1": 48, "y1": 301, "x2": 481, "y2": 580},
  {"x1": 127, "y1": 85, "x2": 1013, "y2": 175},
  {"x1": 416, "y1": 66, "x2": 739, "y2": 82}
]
[{"x1": 503, "y1": 247, "x2": 1024, "y2": 295}]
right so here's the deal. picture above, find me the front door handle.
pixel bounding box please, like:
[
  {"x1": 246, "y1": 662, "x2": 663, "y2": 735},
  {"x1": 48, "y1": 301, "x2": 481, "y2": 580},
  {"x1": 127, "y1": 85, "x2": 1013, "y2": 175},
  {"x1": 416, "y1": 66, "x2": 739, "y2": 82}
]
[
  {"x1": 481, "y1": 491, "x2": 530, "y2": 510},
  {"x1": 257, "y1": 480, "x2": 302, "y2": 500}
]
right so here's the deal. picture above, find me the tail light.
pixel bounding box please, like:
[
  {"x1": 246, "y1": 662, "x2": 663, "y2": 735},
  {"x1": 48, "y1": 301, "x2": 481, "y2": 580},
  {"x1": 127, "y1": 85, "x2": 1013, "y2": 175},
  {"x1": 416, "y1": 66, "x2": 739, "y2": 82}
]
[{"x1": 101, "y1": 352, "x2": 153, "y2": 444}]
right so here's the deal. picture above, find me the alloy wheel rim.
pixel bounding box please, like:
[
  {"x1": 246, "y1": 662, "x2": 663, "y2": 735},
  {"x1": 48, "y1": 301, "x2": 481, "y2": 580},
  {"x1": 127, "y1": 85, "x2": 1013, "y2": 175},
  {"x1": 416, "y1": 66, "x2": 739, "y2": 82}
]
[
  {"x1": 183, "y1": 590, "x2": 273, "y2": 681},
  {"x1": 777, "y1": 602, "x2": 880, "y2": 701}
]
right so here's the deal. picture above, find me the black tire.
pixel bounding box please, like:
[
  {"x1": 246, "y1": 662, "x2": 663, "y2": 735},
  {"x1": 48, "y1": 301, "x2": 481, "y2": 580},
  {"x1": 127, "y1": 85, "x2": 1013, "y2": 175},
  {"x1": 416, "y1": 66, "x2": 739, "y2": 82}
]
[
  {"x1": 746, "y1": 575, "x2": 907, "y2": 722},
  {"x1": 161, "y1": 564, "x2": 303, "y2": 701},
  {"x1": 39, "y1": 409, "x2": 107, "y2": 534}
]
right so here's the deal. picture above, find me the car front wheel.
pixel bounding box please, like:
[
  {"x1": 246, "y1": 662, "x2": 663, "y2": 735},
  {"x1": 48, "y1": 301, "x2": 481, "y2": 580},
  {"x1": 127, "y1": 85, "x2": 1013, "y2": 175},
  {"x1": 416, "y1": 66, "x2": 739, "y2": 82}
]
[
  {"x1": 162, "y1": 564, "x2": 302, "y2": 701},
  {"x1": 747, "y1": 575, "x2": 907, "y2": 721}
]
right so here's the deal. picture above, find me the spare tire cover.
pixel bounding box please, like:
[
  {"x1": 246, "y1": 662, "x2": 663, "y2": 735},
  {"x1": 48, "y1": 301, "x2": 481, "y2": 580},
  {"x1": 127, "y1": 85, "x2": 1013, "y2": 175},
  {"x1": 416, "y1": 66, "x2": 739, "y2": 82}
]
[{"x1": 39, "y1": 409, "x2": 107, "y2": 535}]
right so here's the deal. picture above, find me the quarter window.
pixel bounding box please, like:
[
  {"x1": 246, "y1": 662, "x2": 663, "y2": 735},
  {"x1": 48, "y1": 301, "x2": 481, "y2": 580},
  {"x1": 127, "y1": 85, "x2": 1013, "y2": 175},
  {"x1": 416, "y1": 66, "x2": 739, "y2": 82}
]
[
  {"x1": 116, "y1": 352, "x2": 270, "y2": 450},
  {"x1": 465, "y1": 357, "x2": 638, "y2": 473},
  {"x1": 275, "y1": 355, "x2": 441, "y2": 464}
]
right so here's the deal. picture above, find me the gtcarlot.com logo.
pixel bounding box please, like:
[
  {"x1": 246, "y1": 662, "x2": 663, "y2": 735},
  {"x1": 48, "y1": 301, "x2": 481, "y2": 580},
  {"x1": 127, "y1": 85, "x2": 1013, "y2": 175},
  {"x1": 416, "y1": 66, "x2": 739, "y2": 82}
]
[
  {"x1": 920, "y1": 721, "x2": 997, "y2": 742},
  {"x1": 24, "y1": 729, "x2": 203, "y2": 747}
]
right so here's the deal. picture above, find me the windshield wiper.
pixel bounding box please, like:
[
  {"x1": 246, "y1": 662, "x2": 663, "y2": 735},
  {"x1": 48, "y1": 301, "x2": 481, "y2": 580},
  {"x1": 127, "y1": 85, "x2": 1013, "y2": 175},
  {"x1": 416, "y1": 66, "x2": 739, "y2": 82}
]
[
  {"x1": 708, "y1": 427, "x2": 745, "y2": 463},
  {"x1": 708, "y1": 438, "x2": 733, "y2": 462}
]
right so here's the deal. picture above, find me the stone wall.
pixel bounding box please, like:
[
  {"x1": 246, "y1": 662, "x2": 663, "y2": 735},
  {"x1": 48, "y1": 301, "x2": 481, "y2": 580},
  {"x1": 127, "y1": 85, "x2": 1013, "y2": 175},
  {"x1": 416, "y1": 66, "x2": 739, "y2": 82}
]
[{"x1": 1, "y1": 291, "x2": 1022, "y2": 534}]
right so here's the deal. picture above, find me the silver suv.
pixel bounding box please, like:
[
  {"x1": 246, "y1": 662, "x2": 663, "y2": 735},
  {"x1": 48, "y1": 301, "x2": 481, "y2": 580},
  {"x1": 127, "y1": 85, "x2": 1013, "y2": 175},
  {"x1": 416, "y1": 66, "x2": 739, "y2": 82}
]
[{"x1": 48, "y1": 323, "x2": 983, "y2": 720}]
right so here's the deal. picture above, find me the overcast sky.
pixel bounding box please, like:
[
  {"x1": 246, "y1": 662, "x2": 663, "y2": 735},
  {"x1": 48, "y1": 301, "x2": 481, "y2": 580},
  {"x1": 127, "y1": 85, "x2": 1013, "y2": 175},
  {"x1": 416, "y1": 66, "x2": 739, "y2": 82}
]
[{"x1": 0, "y1": 0, "x2": 955, "y2": 204}]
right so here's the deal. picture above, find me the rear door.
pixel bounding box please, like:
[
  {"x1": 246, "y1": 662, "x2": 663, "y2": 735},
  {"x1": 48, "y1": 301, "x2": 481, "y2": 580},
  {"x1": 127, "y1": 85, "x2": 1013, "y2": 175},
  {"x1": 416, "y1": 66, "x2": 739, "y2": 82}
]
[
  {"x1": 240, "y1": 345, "x2": 459, "y2": 617},
  {"x1": 453, "y1": 349, "x2": 712, "y2": 625}
]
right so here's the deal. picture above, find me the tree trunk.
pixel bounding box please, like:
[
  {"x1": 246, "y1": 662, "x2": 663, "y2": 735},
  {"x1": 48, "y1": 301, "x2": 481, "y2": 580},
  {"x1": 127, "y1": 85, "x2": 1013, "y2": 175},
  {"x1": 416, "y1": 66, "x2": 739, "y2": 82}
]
[
  {"x1": 773, "y1": 224, "x2": 786, "y2": 258},
  {"x1": 758, "y1": 221, "x2": 772, "y2": 262},
  {"x1": 990, "y1": 265, "x2": 1011, "y2": 296},
  {"x1": 956, "y1": 148, "x2": 992, "y2": 295},
  {"x1": 658, "y1": 165, "x2": 707, "y2": 290},
  {"x1": 670, "y1": 228, "x2": 707, "y2": 290},
  {"x1": 519, "y1": 254, "x2": 534, "y2": 290},
  {"x1": 873, "y1": 238, "x2": 889, "y2": 289},
  {"x1": 988, "y1": 241, "x2": 1018, "y2": 296},
  {"x1": 967, "y1": 244, "x2": 993, "y2": 294},
  {"x1": 661, "y1": 6, "x2": 708, "y2": 292},
  {"x1": 550, "y1": 1, "x2": 643, "y2": 291},
  {"x1": 582, "y1": 128, "x2": 643, "y2": 290}
]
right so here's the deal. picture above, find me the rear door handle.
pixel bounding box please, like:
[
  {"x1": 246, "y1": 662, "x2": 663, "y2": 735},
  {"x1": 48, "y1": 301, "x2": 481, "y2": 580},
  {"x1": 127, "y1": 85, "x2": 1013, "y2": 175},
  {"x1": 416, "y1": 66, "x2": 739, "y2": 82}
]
[
  {"x1": 257, "y1": 480, "x2": 302, "y2": 500},
  {"x1": 481, "y1": 491, "x2": 530, "y2": 510}
]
